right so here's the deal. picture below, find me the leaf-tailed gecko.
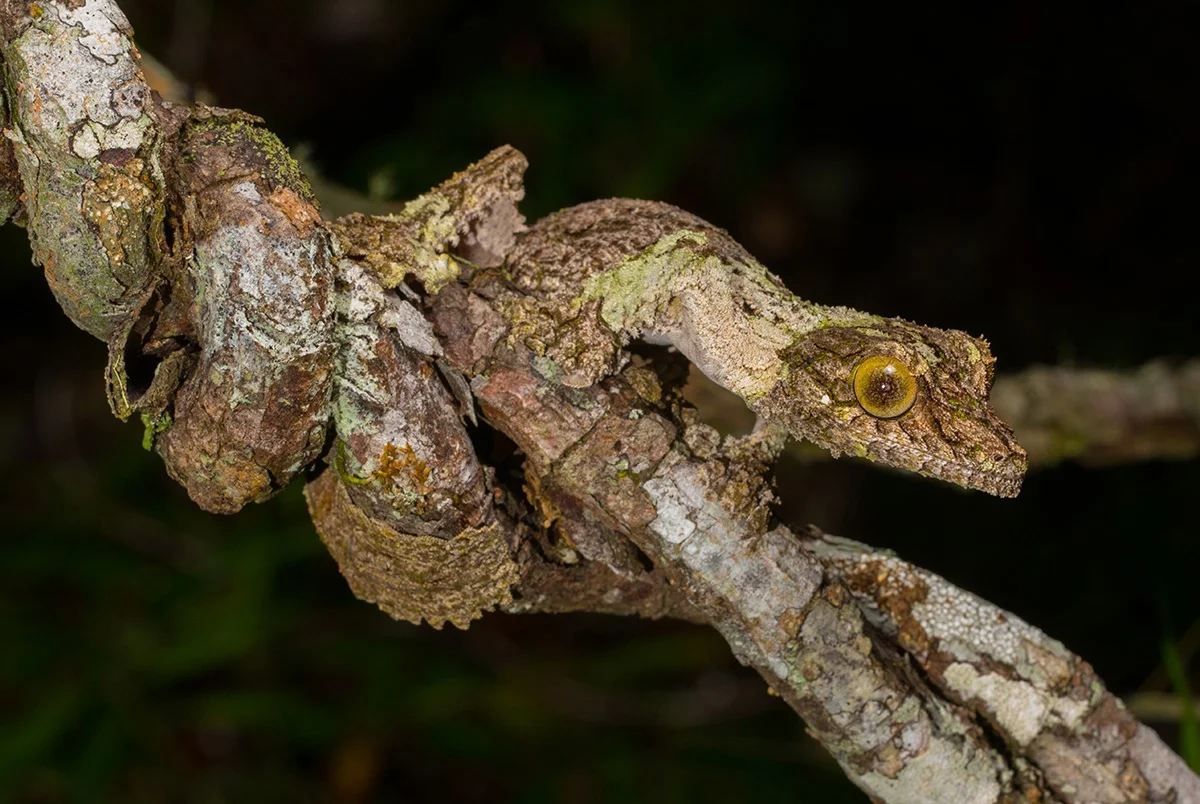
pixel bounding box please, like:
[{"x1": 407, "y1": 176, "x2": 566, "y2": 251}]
[{"x1": 501, "y1": 198, "x2": 1026, "y2": 497}]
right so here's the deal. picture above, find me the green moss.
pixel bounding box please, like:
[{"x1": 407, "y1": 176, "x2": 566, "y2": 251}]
[
  {"x1": 531, "y1": 355, "x2": 561, "y2": 381},
  {"x1": 186, "y1": 116, "x2": 316, "y2": 203},
  {"x1": 613, "y1": 456, "x2": 644, "y2": 483},
  {"x1": 333, "y1": 440, "x2": 371, "y2": 485},
  {"x1": 140, "y1": 411, "x2": 173, "y2": 452}
]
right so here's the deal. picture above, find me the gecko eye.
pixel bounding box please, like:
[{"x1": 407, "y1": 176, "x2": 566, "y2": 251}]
[{"x1": 853, "y1": 355, "x2": 917, "y2": 418}]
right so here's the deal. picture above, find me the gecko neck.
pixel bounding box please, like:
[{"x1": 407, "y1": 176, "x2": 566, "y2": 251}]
[{"x1": 577, "y1": 228, "x2": 878, "y2": 401}]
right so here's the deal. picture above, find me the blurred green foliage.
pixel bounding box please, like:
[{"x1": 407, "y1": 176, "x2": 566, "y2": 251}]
[
  {"x1": 3, "y1": 0, "x2": 1199, "y2": 801},
  {"x1": 1, "y1": 395, "x2": 848, "y2": 801},
  {"x1": 1162, "y1": 622, "x2": 1200, "y2": 773}
]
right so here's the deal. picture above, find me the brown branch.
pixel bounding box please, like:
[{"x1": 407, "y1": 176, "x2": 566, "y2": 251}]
[
  {"x1": 2, "y1": 3, "x2": 1196, "y2": 801},
  {"x1": 991, "y1": 360, "x2": 1200, "y2": 467},
  {"x1": 807, "y1": 530, "x2": 1200, "y2": 802}
]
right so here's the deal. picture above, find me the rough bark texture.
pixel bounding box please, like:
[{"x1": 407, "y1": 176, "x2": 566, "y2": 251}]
[
  {"x1": 154, "y1": 107, "x2": 336, "y2": 512},
  {"x1": 3, "y1": 3, "x2": 1196, "y2": 801},
  {"x1": 1, "y1": 0, "x2": 166, "y2": 341}
]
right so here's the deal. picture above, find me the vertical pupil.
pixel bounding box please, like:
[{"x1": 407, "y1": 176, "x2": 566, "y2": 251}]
[
  {"x1": 873, "y1": 367, "x2": 897, "y2": 401},
  {"x1": 853, "y1": 356, "x2": 917, "y2": 418}
]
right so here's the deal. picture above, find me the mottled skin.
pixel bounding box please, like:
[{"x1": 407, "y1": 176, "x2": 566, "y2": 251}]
[
  {"x1": 334, "y1": 145, "x2": 527, "y2": 291},
  {"x1": 504, "y1": 199, "x2": 1026, "y2": 496},
  {"x1": 759, "y1": 320, "x2": 1025, "y2": 496}
]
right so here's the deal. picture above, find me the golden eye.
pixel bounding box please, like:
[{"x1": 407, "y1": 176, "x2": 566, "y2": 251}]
[{"x1": 852, "y1": 355, "x2": 917, "y2": 418}]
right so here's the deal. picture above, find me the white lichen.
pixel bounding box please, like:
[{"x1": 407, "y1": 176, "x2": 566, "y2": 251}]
[
  {"x1": 644, "y1": 460, "x2": 820, "y2": 681},
  {"x1": 943, "y1": 663, "x2": 1090, "y2": 747}
]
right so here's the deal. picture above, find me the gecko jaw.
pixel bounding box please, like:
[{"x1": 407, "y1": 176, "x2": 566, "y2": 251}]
[{"x1": 857, "y1": 434, "x2": 1027, "y2": 498}]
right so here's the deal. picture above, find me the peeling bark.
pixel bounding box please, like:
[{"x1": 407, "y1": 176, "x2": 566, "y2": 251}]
[{"x1": 2, "y1": 3, "x2": 1196, "y2": 801}]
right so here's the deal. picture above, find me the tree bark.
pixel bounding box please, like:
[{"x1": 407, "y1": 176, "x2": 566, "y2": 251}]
[{"x1": 2, "y1": 2, "x2": 1196, "y2": 801}]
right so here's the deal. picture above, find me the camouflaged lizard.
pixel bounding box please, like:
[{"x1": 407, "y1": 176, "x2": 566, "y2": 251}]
[{"x1": 498, "y1": 196, "x2": 1027, "y2": 497}]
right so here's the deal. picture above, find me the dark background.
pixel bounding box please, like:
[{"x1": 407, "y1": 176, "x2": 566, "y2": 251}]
[{"x1": 2, "y1": 0, "x2": 1198, "y2": 801}]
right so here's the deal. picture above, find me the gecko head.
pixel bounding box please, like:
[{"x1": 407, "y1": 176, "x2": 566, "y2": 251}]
[{"x1": 762, "y1": 318, "x2": 1027, "y2": 497}]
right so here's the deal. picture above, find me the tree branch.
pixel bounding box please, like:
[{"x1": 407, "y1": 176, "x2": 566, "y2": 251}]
[
  {"x1": 991, "y1": 360, "x2": 1200, "y2": 467},
  {"x1": 2, "y1": 2, "x2": 1196, "y2": 801}
]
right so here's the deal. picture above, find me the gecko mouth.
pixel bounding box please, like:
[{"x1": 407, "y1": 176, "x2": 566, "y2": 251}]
[
  {"x1": 862, "y1": 436, "x2": 1028, "y2": 498},
  {"x1": 754, "y1": 392, "x2": 1030, "y2": 496}
]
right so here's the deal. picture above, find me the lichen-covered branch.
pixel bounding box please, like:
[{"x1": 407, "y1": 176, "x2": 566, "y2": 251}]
[
  {"x1": 0, "y1": 0, "x2": 165, "y2": 341},
  {"x1": 2, "y1": 3, "x2": 1196, "y2": 801},
  {"x1": 808, "y1": 531, "x2": 1200, "y2": 802}
]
